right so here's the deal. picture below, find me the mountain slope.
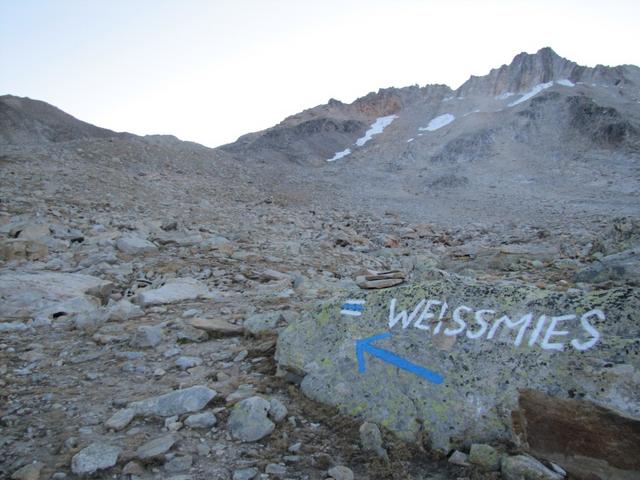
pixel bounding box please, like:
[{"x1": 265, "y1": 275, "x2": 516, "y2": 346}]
[{"x1": 0, "y1": 95, "x2": 120, "y2": 145}]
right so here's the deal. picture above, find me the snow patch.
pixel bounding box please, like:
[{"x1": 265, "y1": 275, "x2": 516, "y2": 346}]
[
  {"x1": 508, "y1": 81, "x2": 554, "y2": 107},
  {"x1": 327, "y1": 148, "x2": 351, "y2": 162},
  {"x1": 355, "y1": 115, "x2": 398, "y2": 147},
  {"x1": 419, "y1": 113, "x2": 455, "y2": 132},
  {"x1": 407, "y1": 138, "x2": 414, "y2": 143},
  {"x1": 556, "y1": 79, "x2": 575, "y2": 87}
]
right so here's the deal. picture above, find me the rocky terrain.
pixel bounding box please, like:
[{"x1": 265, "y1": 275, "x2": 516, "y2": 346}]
[{"x1": 1, "y1": 48, "x2": 639, "y2": 480}]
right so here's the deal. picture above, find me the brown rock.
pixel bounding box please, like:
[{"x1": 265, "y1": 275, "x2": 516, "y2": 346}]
[
  {"x1": 355, "y1": 270, "x2": 405, "y2": 289},
  {"x1": 1, "y1": 239, "x2": 48, "y2": 260},
  {"x1": 513, "y1": 389, "x2": 640, "y2": 479},
  {"x1": 11, "y1": 462, "x2": 44, "y2": 480},
  {"x1": 186, "y1": 317, "x2": 244, "y2": 336}
]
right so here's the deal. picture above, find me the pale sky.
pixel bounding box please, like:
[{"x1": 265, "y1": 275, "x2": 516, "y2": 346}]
[{"x1": 1, "y1": 0, "x2": 639, "y2": 147}]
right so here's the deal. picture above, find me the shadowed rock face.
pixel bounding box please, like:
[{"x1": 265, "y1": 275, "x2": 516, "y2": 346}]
[
  {"x1": 456, "y1": 47, "x2": 640, "y2": 97},
  {"x1": 0, "y1": 95, "x2": 120, "y2": 145},
  {"x1": 514, "y1": 389, "x2": 640, "y2": 479}
]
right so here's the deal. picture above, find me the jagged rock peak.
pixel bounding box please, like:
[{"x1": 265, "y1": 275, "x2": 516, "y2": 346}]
[
  {"x1": 457, "y1": 47, "x2": 640, "y2": 99},
  {"x1": 456, "y1": 47, "x2": 585, "y2": 97}
]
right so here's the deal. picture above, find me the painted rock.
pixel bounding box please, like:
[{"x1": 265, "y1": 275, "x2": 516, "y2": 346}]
[{"x1": 275, "y1": 272, "x2": 640, "y2": 478}]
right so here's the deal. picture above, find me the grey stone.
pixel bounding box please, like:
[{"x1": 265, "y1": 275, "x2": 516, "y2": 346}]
[
  {"x1": 448, "y1": 450, "x2": 470, "y2": 467},
  {"x1": 105, "y1": 408, "x2": 135, "y2": 430},
  {"x1": 135, "y1": 278, "x2": 215, "y2": 306},
  {"x1": 71, "y1": 442, "x2": 121, "y2": 475},
  {"x1": 11, "y1": 461, "x2": 44, "y2": 480},
  {"x1": 225, "y1": 385, "x2": 256, "y2": 405},
  {"x1": 136, "y1": 434, "x2": 177, "y2": 461},
  {"x1": 501, "y1": 455, "x2": 564, "y2": 480},
  {"x1": 130, "y1": 385, "x2": 217, "y2": 417},
  {"x1": 0, "y1": 272, "x2": 113, "y2": 319},
  {"x1": 176, "y1": 325, "x2": 208, "y2": 343},
  {"x1": 165, "y1": 454, "x2": 193, "y2": 473},
  {"x1": 122, "y1": 460, "x2": 145, "y2": 476},
  {"x1": 359, "y1": 422, "x2": 388, "y2": 460},
  {"x1": 275, "y1": 274, "x2": 640, "y2": 452},
  {"x1": 469, "y1": 443, "x2": 500, "y2": 471},
  {"x1": 575, "y1": 247, "x2": 640, "y2": 283},
  {"x1": 116, "y1": 234, "x2": 158, "y2": 254},
  {"x1": 244, "y1": 312, "x2": 284, "y2": 335},
  {"x1": 268, "y1": 398, "x2": 288, "y2": 423},
  {"x1": 228, "y1": 396, "x2": 275, "y2": 442},
  {"x1": 232, "y1": 468, "x2": 258, "y2": 480},
  {"x1": 107, "y1": 299, "x2": 144, "y2": 321},
  {"x1": 175, "y1": 356, "x2": 203, "y2": 370},
  {"x1": 130, "y1": 325, "x2": 164, "y2": 348},
  {"x1": 328, "y1": 465, "x2": 354, "y2": 480},
  {"x1": 184, "y1": 411, "x2": 217, "y2": 428},
  {"x1": 265, "y1": 463, "x2": 286, "y2": 478}
]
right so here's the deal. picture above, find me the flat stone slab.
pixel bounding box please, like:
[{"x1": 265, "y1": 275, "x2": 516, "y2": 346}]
[
  {"x1": 135, "y1": 278, "x2": 216, "y2": 306},
  {"x1": 129, "y1": 385, "x2": 217, "y2": 417},
  {"x1": 0, "y1": 272, "x2": 113, "y2": 319},
  {"x1": 136, "y1": 434, "x2": 177, "y2": 461},
  {"x1": 186, "y1": 317, "x2": 244, "y2": 336},
  {"x1": 71, "y1": 442, "x2": 121, "y2": 475}
]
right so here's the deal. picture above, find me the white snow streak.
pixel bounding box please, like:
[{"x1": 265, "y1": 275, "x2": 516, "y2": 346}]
[
  {"x1": 508, "y1": 82, "x2": 554, "y2": 106},
  {"x1": 507, "y1": 79, "x2": 579, "y2": 107},
  {"x1": 556, "y1": 79, "x2": 575, "y2": 87},
  {"x1": 407, "y1": 138, "x2": 414, "y2": 143},
  {"x1": 355, "y1": 115, "x2": 398, "y2": 147},
  {"x1": 327, "y1": 148, "x2": 351, "y2": 162},
  {"x1": 419, "y1": 113, "x2": 455, "y2": 132}
]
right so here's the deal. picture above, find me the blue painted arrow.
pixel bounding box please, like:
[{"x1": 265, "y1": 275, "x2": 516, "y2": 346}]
[{"x1": 355, "y1": 332, "x2": 444, "y2": 384}]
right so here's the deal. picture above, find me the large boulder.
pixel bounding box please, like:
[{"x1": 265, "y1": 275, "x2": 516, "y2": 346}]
[
  {"x1": 276, "y1": 272, "x2": 639, "y2": 477},
  {"x1": 0, "y1": 272, "x2": 113, "y2": 319}
]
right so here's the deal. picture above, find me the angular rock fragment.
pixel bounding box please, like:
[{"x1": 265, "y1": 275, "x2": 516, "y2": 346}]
[
  {"x1": 136, "y1": 434, "x2": 177, "y2": 461},
  {"x1": 71, "y1": 443, "x2": 121, "y2": 475},
  {"x1": 116, "y1": 234, "x2": 158, "y2": 254},
  {"x1": 228, "y1": 396, "x2": 275, "y2": 442},
  {"x1": 355, "y1": 270, "x2": 405, "y2": 289},
  {"x1": 129, "y1": 385, "x2": 217, "y2": 417},
  {"x1": 186, "y1": 317, "x2": 244, "y2": 336},
  {"x1": 501, "y1": 455, "x2": 563, "y2": 480}
]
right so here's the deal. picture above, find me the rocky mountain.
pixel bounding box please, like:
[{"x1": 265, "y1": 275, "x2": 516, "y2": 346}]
[
  {"x1": 1, "y1": 48, "x2": 639, "y2": 480},
  {"x1": 0, "y1": 95, "x2": 121, "y2": 145}
]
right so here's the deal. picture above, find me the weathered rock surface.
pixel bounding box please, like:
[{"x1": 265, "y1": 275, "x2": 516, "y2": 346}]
[
  {"x1": 136, "y1": 434, "x2": 177, "y2": 461},
  {"x1": 135, "y1": 278, "x2": 216, "y2": 306},
  {"x1": 469, "y1": 443, "x2": 500, "y2": 471},
  {"x1": 244, "y1": 312, "x2": 285, "y2": 335},
  {"x1": 514, "y1": 389, "x2": 640, "y2": 479},
  {"x1": 71, "y1": 442, "x2": 121, "y2": 475},
  {"x1": 0, "y1": 272, "x2": 113, "y2": 319},
  {"x1": 105, "y1": 407, "x2": 135, "y2": 430},
  {"x1": 129, "y1": 385, "x2": 217, "y2": 417},
  {"x1": 186, "y1": 317, "x2": 244, "y2": 336},
  {"x1": 228, "y1": 396, "x2": 276, "y2": 442},
  {"x1": 501, "y1": 455, "x2": 563, "y2": 480},
  {"x1": 355, "y1": 270, "x2": 405, "y2": 289},
  {"x1": 116, "y1": 234, "x2": 158, "y2": 255},
  {"x1": 276, "y1": 273, "x2": 640, "y2": 452}
]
